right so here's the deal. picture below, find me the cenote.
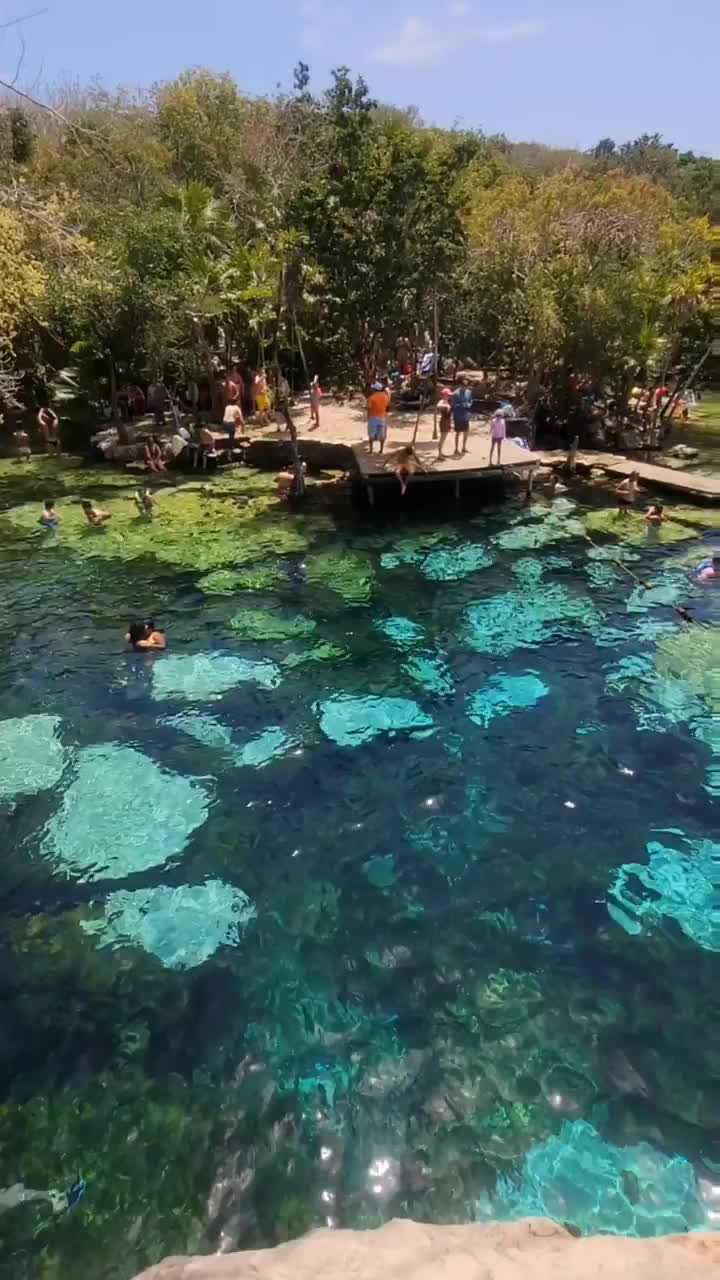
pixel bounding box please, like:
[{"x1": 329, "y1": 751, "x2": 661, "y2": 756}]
[{"x1": 1, "y1": 456, "x2": 720, "y2": 1278}]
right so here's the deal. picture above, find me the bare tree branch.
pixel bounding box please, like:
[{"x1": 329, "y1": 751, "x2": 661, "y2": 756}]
[
  {"x1": 0, "y1": 78, "x2": 106, "y2": 151},
  {"x1": 0, "y1": 8, "x2": 47, "y2": 31},
  {"x1": 10, "y1": 33, "x2": 26, "y2": 88}
]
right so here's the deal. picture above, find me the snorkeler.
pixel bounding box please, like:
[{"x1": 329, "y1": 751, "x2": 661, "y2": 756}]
[
  {"x1": 696, "y1": 554, "x2": 720, "y2": 582},
  {"x1": 127, "y1": 620, "x2": 167, "y2": 650},
  {"x1": 81, "y1": 500, "x2": 111, "y2": 527},
  {"x1": 134, "y1": 487, "x2": 156, "y2": 519},
  {"x1": 38, "y1": 498, "x2": 59, "y2": 529}
]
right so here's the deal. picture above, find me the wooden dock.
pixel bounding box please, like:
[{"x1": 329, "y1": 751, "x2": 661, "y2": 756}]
[
  {"x1": 540, "y1": 450, "x2": 720, "y2": 503},
  {"x1": 352, "y1": 435, "x2": 542, "y2": 502}
]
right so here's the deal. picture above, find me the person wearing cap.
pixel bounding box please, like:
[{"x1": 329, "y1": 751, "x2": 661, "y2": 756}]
[
  {"x1": 437, "y1": 387, "x2": 453, "y2": 459},
  {"x1": 367, "y1": 381, "x2": 391, "y2": 454}
]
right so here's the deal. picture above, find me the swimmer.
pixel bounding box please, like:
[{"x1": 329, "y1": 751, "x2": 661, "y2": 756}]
[
  {"x1": 546, "y1": 473, "x2": 568, "y2": 497},
  {"x1": 389, "y1": 444, "x2": 426, "y2": 496},
  {"x1": 81, "y1": 500, "x2": 111, "y2": 526},
  {"x1": 134, "y1": 487, "x2": 156, "y2": 519},
  {"x1": 38, "y1": 498, "x2": 59, "y2": 528},
  {"x1": 645, "y1": 502, "x2": 664, "y2": 524},
  {"x1": 616, "y1": 471, "x2": 645, "y2": 515},
  {"x1": 696, "y1": 554, "x2": 720, "y2": 583},
  {"x1": 127, "y1": 620, "x2": 167, "y2": 650},
  {"x1": 276, "y1": 467, "x2": 294, "y2": 498}
]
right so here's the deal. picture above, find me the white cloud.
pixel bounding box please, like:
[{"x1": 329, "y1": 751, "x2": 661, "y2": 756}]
[
  {"x1": 373, "y1": 17, "x2": 452, "y2": 66},
  {"x1": 476, "y1": 19, "x2": 545, "y2": 42},
  {"x1": 372, "y1": 13, "x2": 545, "y2": 67}
]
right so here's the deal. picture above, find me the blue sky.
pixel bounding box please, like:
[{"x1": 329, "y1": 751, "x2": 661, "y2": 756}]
[{"x1": 5, "y1": 0, "x2": 718, "y2": 154}]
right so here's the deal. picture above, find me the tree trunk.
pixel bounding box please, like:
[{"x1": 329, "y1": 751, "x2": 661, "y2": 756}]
[
  {"x1": 280, "y1": 398, "x2": 306, "y2": 499},
  {"x1": 109, "y1": 356, "x2": 119, "y2": 421},
  {"x1": 292, "y1": 311, "x2": 309, "y2": 385}
]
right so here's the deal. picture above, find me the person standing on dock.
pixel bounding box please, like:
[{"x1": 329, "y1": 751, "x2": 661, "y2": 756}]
[
  {"x1": 489, "y1": 409, "x2": 507, "y2": 465},
  {"x1": 452, "y1": 379, "x2": 472, "y2": 457},
  {"x1": 437, "y1": 388, "x2": 453, "y2": 459},
  {"x1": 367, "y1": 381, "x2": 391, "y2": 454}
]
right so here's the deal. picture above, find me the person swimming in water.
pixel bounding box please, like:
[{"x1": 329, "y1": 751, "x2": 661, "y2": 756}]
[
  {"x1": 81, "y1": 500, "x2": 111, "y2": 526},
  {"x1": 696, "y1": 554, "x2": 720, "y2": 582},
  {"x1": 127, "y1": 620, "x2": 167, "y2": 650},
  {"x1": 38, "y1": 498, "x2": 59, "y2": 528},
  {"x1": 645, "y1": 502, "x2": 664, "y2": 524}
]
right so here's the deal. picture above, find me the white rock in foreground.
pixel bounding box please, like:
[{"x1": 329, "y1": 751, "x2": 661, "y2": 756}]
[{"x1": 132, "y1": 1217, "x2": 720, "y2": 1280}]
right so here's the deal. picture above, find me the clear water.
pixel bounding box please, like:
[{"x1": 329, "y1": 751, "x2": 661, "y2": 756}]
[{"x1": 1, "y1": 458, "x2": 719, "y2": 1278}]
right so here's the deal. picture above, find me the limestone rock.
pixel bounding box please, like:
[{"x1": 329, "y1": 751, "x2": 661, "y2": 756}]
[{"x1": 132, "y1": 1217, "x2": 720, "y2": 1279}]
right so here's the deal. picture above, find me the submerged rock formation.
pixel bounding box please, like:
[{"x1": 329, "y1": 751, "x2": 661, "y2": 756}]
[{"x1": 133, "y1": 1217, "x2": 720, "y2": 1280}]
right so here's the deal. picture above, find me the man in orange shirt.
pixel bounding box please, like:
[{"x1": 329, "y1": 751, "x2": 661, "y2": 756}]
[{"x1": 367, "y1": 381, "x2": 391, "y2": 454}]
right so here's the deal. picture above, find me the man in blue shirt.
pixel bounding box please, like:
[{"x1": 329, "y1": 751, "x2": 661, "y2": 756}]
[{"x1": 452, "y1": 379, "x2": 473, "y2": 456}]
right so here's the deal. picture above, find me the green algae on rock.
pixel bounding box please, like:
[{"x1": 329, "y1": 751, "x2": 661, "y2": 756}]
[
  {"x1": 282, "y1": 639, "x2": 350, "y2": 668},
  {"x1": 656, "y1": 626, "x2": 720, "y2": 703},
  {"x1": 584, "y1": 508, "x2": 698, "y2": 546},
  {"x1": 229, "y1": 608, "x2": 317, "y2": 641},
  {"x1": 0, "y1": 714, "x2": 67, "y2": 802},
  {"x1": 494, "y1": 504, "x2": 585, "y2": 551},
  {"x1": 198, "y1": 566, "x2": 286, "y2": 595},
  {"x1": 39, "y1": 743, "x2": 209, "y2": 880},
  {"x1": 306, "y1": 548, "x2": 374, "y2": 605},
  {"x1": 0, "y1": 487, "x2": 310, "y2": 573},
  {"x1": 81, "y1": 879, "x2": 257, "y2": 969}
]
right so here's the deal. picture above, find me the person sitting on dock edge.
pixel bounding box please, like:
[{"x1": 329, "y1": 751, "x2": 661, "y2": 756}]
[{"x1": 388, "y1": 444, "x2": 426, "y2": 496}]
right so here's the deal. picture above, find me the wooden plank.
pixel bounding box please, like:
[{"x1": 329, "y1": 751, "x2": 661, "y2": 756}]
[
  {"x1": 604, "y1": 459, "x2": 720, "y2": 500},
  {"x1": 352, "y1": 436, "x2": 542, "y2": 480},
  {"x1": 539, "y1": 450, "x2": 720, "y2": 502}
]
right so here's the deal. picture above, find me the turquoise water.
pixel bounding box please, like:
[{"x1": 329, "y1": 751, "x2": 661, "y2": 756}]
[{"x1": 1, "y1": 459, "x2": 719, "y2": 1277}]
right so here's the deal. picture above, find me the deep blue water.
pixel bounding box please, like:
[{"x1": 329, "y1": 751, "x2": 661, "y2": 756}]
[{"x1": 0, "y1": 461, "x2": 719, "y2": 1277}]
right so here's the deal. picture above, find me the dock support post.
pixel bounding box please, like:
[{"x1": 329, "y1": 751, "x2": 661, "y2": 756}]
[
  {"x1": 454, "y1": 477, "x2": 460, "y2": 503},
  {"x1": 367, "y1": 482, "x2": 375, "y2": 508}
]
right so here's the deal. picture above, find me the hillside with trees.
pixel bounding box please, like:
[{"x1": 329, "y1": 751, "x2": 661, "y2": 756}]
[{"x1": 0, "y1": 65, "x2": 717, "y2": 427}]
